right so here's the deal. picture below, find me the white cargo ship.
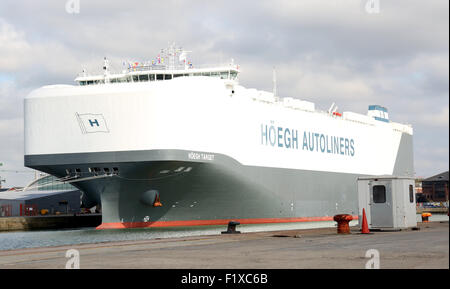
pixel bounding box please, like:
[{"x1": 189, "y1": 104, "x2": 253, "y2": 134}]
[{"x1": 24, "y1": 45, "x2": 414, "y2": 229}]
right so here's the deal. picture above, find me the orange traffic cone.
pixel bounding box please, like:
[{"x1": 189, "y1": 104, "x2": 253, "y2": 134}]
[{"x1": 361, "y1": 208, "x2": 370, "y2": 234}]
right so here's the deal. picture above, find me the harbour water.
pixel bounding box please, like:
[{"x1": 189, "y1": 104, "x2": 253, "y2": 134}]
[{"x1": 0, "y1": 214, "x2": 447, "y2": 251}]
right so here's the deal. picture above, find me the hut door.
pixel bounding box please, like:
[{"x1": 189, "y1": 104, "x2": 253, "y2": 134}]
[{"x1": 369, "y1": 181, "x2": 393, "y2": 228}]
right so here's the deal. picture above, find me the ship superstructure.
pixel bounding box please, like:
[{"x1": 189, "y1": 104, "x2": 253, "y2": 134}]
[{"x1": 75, "y1": 45, "x2": 239, "y2": 86}]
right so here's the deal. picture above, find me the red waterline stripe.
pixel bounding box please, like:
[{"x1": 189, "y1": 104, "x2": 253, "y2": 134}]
[{"x1": 96, "y1": 215, "x2": 359, "y2": 230}]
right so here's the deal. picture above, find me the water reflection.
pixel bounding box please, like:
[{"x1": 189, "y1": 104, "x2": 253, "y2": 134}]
[{"x1": 0, "y1": 214, "x2": 447, "y2": 251}]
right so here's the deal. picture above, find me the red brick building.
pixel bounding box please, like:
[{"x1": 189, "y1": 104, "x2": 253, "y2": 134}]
[{"x1": 421, "y1": 171, "x2": 449, "y2": 202}]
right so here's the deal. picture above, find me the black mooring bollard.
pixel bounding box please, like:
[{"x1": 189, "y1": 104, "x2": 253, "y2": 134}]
[{"x1": 221, "y1": 221, "x2": 241, "y2": 234}]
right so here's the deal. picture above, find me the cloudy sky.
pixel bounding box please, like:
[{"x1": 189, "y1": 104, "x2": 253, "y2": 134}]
[{"x1": 0, "y1": 0, "x2": 448, "y2": 187}]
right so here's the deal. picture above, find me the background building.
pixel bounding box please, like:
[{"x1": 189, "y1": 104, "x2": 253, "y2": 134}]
[
  {"x1": 421, "y1": 171, "x2": 449, "y2": 202},
  {"x1": 0, "y1": 175, "x2": 81, "y2": 217}
]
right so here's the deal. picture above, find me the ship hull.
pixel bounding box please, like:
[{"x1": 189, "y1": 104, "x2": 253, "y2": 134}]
[
  {"x1": 25, "y1": 133, "x2": 412, "y2": 229},
  {"x1": 24, "y1": 77, "x2": 414, "y2": 229}
]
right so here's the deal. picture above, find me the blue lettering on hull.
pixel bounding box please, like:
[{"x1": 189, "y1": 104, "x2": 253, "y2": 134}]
[{"x1": 261, "y1": 122, "x2": 355, "y2": 157}]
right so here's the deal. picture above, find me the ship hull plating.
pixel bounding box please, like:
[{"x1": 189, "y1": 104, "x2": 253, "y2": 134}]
[
  {"x1": 24, "y1": 77, "x2": 414, "y2": 229},
  {"x1": 25, "y1": 133, "x2": 412, "y2": 229}
]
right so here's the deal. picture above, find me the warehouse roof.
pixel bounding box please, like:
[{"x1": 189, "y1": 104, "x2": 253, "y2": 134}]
[
  {"x1": 423, "y1": 171, "x2": 449, "y2": 182},
  {"x1": 0, "y1": 189, "x2": 79, "y2": 201}
]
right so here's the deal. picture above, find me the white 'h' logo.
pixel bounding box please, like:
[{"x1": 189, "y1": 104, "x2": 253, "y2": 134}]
[{"x1": 76, "y1": 113, "x2": 110, "y2": 134}]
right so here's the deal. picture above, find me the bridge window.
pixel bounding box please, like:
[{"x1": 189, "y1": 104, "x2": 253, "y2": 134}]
[
  {"x1": 132, "y1": 75, "x2": 139, "y2": 82},
  {"x1": 173, "y1": 74, "x2": 183, "y2": 78},
  {"x1": 156, "y1": 74, "x2": 164, "y2": 80},
  {"x1": 139, "y1": 74, "x2": 149, "y2": 81},
  {"x1": 220, "y1": 71, "x2": 228, "y2": 79},
  {"x1": 164, "y1": 74, "x2": 172, "y2": 80}
]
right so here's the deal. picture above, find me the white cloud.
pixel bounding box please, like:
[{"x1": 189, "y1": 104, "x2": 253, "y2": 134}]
[
  {"x1": 416, "y1": 106, "x2": 449, "y2": 128},
  {"x1": 0, "y1": 19, "x2": 31, "y2": 71}
]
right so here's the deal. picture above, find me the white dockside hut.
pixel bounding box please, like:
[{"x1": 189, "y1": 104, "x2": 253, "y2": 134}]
[{"x1": 358, "y1": 176, "x2": 417, "y2": 230}]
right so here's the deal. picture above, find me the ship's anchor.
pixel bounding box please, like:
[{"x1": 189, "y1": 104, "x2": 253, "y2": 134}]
[{"x1": 153, "y1": 194, "x2": 163, "y2": 207}]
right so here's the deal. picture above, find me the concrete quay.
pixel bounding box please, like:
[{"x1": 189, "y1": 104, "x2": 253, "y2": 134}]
[{"x1": 0, "y1": 221, "x2": 447, "y2": 269}]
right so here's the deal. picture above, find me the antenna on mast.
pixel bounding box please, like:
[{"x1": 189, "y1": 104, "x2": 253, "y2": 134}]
[
  {"x1": 273, "y1": 67, "x2": 278, "y2": 101},
  {"x1": 328, "y1": 102, "x2": 338, "y2": 114},
  {"x1": 103, "y1": 57, "x2": 110, "y2": 83},
  {"x1": 179, "y1": 49, "x2": 191, "y2": 70},
  {"x1": 168, "y1": 42, "x2": 176, "y2": 70}
]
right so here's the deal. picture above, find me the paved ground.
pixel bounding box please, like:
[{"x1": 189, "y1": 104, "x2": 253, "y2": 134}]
[{"x1": 0, "y1": 221, "x2": 447, "y2": 269}]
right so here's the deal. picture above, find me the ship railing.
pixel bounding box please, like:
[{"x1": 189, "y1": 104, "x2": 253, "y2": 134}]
[
  {"x1": 127, "y1": 62, "x2": 239, "y2": 71},
  {"x1": 76, "y1": 62, "x2": 239, "y2": 78}
]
